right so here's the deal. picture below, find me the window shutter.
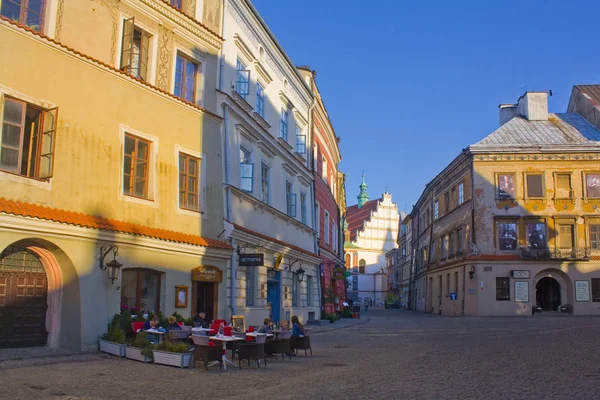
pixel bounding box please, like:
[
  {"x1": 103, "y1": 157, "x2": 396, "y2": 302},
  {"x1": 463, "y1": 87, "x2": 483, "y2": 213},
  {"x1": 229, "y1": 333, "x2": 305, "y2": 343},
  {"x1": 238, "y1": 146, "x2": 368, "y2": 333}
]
[
  {"x1": 120, "y1": 17, "x2": 135, "y2": 72},
  {"x1": 139, "y1": 31, "x2": 150, "y2": 81},
  {"x1": 38, "y1": 107, "x2": 58, "y2": 179}
]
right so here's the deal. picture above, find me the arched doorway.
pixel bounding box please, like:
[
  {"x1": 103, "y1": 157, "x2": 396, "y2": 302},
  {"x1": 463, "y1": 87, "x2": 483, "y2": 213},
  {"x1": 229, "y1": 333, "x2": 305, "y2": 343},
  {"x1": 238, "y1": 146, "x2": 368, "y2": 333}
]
[
  {"x1": 536, "y1": 277, "x2": 561, "y2": 311},
  {"x1": 0, "y1": 246, "x2": 48, "y2": 348}
]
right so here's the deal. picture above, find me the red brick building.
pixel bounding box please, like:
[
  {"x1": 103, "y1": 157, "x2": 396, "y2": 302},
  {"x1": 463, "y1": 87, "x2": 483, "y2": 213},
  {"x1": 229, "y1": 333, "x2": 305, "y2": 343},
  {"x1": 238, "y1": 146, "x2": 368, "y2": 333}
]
[{"x1": 298, "y1": 67, "x2": 346, "y2": 317}]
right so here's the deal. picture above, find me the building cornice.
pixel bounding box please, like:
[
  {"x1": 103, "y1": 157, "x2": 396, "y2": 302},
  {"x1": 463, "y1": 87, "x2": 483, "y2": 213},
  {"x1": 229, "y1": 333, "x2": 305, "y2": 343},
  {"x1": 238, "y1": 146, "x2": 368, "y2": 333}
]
[{"x1": 472, "y1": 152, "x2": 600, "y2": 162}]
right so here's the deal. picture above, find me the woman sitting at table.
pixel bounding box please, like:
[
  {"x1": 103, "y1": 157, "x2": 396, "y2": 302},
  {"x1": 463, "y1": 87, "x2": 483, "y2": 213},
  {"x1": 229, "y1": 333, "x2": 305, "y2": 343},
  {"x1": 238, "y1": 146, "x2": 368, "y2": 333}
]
[
  {"x1": 291, "y1": 316, "x2": 304, "y2": 337},
  {"x1": 168, "y1": 316, "x2": 182, "y2": 330},
  {"x1": 143, "y1": 316, "x2": 159, "y2": 331},
  {"x1": 258, "y1": 318, "x2": 272, "y2": 334}
]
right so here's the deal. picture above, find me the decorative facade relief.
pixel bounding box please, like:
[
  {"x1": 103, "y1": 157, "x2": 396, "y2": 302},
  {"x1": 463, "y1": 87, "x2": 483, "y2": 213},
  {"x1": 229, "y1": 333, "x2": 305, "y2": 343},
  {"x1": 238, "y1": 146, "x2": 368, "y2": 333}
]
[
  {"x1": 183, "y1": 0, "x2": 197, "y2": 19},
  {"x1": 156, "y1": 25, "x2": 174, "y2": 91},
  {"x1": 55, "y1": 0, "x2": 65, "y2": 40}
]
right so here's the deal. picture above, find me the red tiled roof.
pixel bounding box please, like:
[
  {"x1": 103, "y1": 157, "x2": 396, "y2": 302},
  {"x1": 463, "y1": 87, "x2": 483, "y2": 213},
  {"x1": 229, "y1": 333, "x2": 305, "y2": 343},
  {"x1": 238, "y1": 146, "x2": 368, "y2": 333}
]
[
  {"x1": 346, "y1": 199, "x2": 380, "y2": 242},
  {"x1": 0, "y1": 198, "x2": 232, "y2": 250},
  {"x1": 0, "y1": 16, "x2": 222, "y2": 121},
  {"x1": 233, "y1": 223, "x2": 318, "y2": 258}
]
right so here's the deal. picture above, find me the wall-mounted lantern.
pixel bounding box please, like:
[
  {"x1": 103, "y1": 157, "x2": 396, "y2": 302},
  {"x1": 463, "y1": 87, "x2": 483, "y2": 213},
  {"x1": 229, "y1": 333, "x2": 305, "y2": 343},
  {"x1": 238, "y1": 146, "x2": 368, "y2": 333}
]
[{"x1": 99, "y1": 245, "x2": 123, "y2": 284}]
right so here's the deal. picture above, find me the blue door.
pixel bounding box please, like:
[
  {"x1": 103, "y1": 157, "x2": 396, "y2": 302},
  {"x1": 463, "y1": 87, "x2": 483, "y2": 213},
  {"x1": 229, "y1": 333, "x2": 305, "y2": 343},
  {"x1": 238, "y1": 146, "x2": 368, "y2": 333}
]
[{"x1": 267, "y1": 269, "x2": 281, "y2": 323}]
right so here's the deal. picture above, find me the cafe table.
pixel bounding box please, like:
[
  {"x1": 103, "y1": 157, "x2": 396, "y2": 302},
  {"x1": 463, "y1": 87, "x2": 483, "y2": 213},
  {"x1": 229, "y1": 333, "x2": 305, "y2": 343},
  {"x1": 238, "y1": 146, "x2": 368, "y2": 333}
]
[
  {"x1": 191, "y1": 327, "x2": 215, "y2": 335},
  {"x1": 144, "y1": 329, "x2": 166, "y2": 343},
  {"x1": 209, "y1": 335, "x2": 244, "y2": 370},
  {"x1": 245, "y1": 332, "x2": 274, "y2": 338}
]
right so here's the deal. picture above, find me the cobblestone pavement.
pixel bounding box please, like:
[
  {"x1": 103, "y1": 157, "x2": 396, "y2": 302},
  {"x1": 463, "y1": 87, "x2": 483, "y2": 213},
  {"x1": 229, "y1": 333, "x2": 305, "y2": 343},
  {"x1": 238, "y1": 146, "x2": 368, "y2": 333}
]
[{"x1": 2, "y1": 310, "x2": 600, "y2": 400}]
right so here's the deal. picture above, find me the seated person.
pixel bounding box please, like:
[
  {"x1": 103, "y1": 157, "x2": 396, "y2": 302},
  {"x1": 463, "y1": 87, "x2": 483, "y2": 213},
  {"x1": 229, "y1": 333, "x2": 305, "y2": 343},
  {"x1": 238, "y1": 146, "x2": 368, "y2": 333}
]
[
  {"x1": 291, "y1": 316, "x2": 304, "y2": 337},
  {"x1": 168, "y1": 316, "x2": 182, "y2": 330},
  {"x1": 193, "y1": 311, "x2": 209, "y2": 328},
  {"x1": 142, "y1": 316, "x2": 159, "y2": 331},
  {"x1": 257, "y1": 318, "x2": 272, "y2": 333}
]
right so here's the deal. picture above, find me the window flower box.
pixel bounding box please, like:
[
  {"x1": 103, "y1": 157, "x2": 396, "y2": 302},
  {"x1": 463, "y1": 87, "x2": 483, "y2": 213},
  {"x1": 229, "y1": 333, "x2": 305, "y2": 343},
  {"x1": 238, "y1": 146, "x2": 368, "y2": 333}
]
[
  {"x1": 98, "y1": 339, "x2": 126, "y2": 357},
  {"x1": 125, "y1": 346, "x2": 152, "y2": 363},
  {"x1": 152, "y1": 349, "x2": 193, "y2": 368}
]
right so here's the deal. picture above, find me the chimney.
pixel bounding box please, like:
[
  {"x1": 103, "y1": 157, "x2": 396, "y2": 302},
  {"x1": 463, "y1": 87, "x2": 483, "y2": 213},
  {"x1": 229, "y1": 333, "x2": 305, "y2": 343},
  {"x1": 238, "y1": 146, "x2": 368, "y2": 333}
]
[
  {"x1": 516, "y1": 92, "x2": 548, "y2": 121},
  {"x1": 499, "y1": 104, "x2": 518, "y2": 126}
]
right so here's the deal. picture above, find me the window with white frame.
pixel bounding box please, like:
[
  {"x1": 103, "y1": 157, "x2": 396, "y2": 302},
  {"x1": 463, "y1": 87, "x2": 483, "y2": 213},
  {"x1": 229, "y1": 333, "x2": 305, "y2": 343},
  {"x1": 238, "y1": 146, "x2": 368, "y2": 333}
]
[
  {"x1": 174, "y1": 52, "x2": 198, "y2": 103},
  {"x1": 1, "y1": 0, "x2": 45, "y2": 32},
  {"x1": 280, "y1": 109, "x2": 289, "y2": 141},
  {"x1": 434, "y1": 201, "x2": 439, "y2": 220},
  {"x1": 313, "y1": 143, "x2": 318, "y2": 171},
  {"x1": 260, "y1": 163, "x2": 269, "y2": 204},
  {"x1": 235, "y1": 58, "x2": 250, "y2": 98},
  {"x1": 315, "y1": 203, "x2": 320, "y2": 238},
  {"x1": 245, "y1": 266, "x2": 255, "y2": 306},
  {"x1": 324, "y1": 211, "x2": 330, "y2": 245},
  {"x1": 256, "y1": 82, "x2": 265, "y2": 118},
  {"x1": 332, "y1": 222, "x2": 338, "y2": 252},
  {"x1": 239, "y1": 147, "x2": 253, "y2": 192},
  {"x1": 120, "y1": 18, "x2": 152, "y2": 81},
  {"x1": 123, "y1": 133, "x2": 151, "y2": 198},
  {"x1": 0, "y1": 96, "x2": 57, "y2": 179},
  {"x1": 178, "y1": 153, "x2": 200, "y2": 211},
  {"x1": 300, "y1": 192, "x2": 307, "y2": 224},
  {"x1": 458, "y1": 182, "x2": 464, "y2": 204},
  {"x1": 306, "y1": 275, "x2": 313, "y2": 306},
  {"x1": 322, "y1": 157, "x2": 327, "y2": 181},
  {"x1": 296, "y1": 126, "x2": 306, "y2": 154},
  {"x1": 292, "y1": 273, "x2": 299, "y2": 306},
  {"x1": 286, "y1": 180, "x2": 296, "y2": 217}
]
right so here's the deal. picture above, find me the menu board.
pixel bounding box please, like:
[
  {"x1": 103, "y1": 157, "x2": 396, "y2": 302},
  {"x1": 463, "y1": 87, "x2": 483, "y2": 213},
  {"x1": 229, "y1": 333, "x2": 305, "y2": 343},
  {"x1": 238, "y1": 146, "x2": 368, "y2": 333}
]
[
  {"x1": 232, "y1": 315, "x2": 245, "y2": 332},
  {"x1": 575, "y1": 281, "x2": 590, "y2": 302},
  {"x1": 514, "y1": 281, "x2": 529, "y2": 302}
]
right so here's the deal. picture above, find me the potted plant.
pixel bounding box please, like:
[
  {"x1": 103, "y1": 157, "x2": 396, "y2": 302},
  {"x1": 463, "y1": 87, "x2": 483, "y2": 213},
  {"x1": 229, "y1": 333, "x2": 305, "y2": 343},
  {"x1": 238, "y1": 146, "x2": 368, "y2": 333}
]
[
  {"x1": 125, "y1": 332, "x2": 154, "y2": 363},
  {"x1": 99, "y1": 326, "x2": 126, "y2": 357},
  {"x1": 152, "y1": 340, "x2": 194, "y2": 368}
]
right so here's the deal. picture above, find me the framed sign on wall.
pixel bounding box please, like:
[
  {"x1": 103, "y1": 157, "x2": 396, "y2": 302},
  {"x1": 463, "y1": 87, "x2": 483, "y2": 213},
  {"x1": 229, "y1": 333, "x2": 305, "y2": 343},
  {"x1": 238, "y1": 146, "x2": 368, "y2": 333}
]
[
  {"x1": 575, "y1": 280, "x2": 590, "y2": 302},
  {"x1": 175, "y1": 285, "x2": 188, "y2": 308},
  {"x1": 514, "y1": 281, "x2": 529, "y2": 302}
]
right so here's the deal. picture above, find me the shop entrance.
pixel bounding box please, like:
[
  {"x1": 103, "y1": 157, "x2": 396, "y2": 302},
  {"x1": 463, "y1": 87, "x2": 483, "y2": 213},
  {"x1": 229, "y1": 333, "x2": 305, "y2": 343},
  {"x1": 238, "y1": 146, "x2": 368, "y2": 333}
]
[
  {"x1": 191, "y1": 265, "x2": 222, "y2": 323},
  {"x1": 536, "y1": 277, "x2": 561, "y2": 311},
  {"x1": 267, "y1": 269, "x2": 280, "y2": 323}
]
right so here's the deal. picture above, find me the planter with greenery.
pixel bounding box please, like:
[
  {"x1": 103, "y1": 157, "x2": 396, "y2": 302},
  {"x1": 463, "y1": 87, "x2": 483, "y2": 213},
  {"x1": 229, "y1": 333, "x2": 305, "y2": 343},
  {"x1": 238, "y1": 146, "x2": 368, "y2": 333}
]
[
  {"x1": 342, "y1": 308, "x2": 353, "y2": 318},
  {"x1": 99, "y1": 326, "x2": 126, "y2": 357},
  {"x1": 125, "y1": 332, "x2": 153, "y2": 363},
  {"x1": 152, "y1": 340, "x2": 194, "y2": 368}
]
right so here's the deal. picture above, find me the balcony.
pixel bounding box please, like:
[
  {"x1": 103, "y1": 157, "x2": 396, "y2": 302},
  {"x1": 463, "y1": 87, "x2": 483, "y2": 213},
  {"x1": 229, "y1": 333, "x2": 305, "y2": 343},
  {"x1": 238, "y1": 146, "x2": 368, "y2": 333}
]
[{"x1": 519, "y1": 246, "x2": 591, "y2": 260}]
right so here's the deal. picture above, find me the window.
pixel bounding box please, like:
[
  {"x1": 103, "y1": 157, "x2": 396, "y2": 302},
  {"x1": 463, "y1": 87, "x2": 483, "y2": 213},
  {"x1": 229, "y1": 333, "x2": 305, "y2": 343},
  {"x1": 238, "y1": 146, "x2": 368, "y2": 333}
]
[
  {"x1": 444, "y1": 192, "x2": 449, "y2": 213},
  {"x1": 454, "y1": 271, "x2": 459, "y2": 293},
  {"x1": 121, "y1": 269, "x2": 161, "y2": 314},
  {"x1": 324, "y1": 211, "x2": 330, "y2": 245},
  {"x1": 441, "y1": 235, "x2": 447, "y2": 259},
  {"x1": 120, "y1": 18, "x2": 151, "y2": 80},
  {"x1": 315, "y1": 203, "x2": 320, "y2": 238},
  {"x1": 260, "y1": 163, "x2": 269, "y2": 203},
  {"x1": 286, "y1": 181, "x2": 296, "y2": 217},
  {"x1": 457, "y1": 228, "x2": 463, "y2": 255},
  {"x1": 558, "y1": 225, "x2": 574, "y2": 249},
  {"x1": 585, "y1": 173, "x2": 600, "y2": 198},
  {"x1": 434, "y1": 201, "x2": 439, "y2": 220},
  {"x1": 322, "y1": 157, "x2": 328, "y2": 181},
  {"x1": 451, "y1": 187, "x2": 456, "y2": 209},
  {"x1": 555, "y1": 174, "x2": 571, "y2": 198},
  {"x1": 496, "y1": 277, "x2": 510, "y2": 301},
  {"x1": 296, "y1": 127, "x2": 306, "y2": 154},
  {"x1": 422, "y1": 246, "x2": 428, "y2": 265},
  {"x1": 497, "y1": 173, "x2": 515, "y2": 199},
  {"x1": 592, "y1": 278, "x2": 600, "y2": 302},
  {"x1": 123, "y1": 134, "x2": 150, "y2": 198},
  {"x1": 306, "y1": 275, "x2": 313, "y2": 306},
  {"x1": 1, "y1": 0, "x2": 45, "y2": 32},
  {"x1": 292, "y1": 274, "x2": 298, "y2": 307},
  {"x1": 458, "y1": 182, "x2": 464, "y2": 204},
  {"x1": 446, "y1": 273, "x2": 450, "y2": 295},
  {"x1": 430, "y1": 240, "x2": 436, "y2": 261},
  {"x1": 0, "y1": 97, "x2": 57, "y2": 179},
  {"x1": 178, "y1": 153, "x2": 200, "y2": 211},
  {"x1": 174, "y1": 53, "x2": 198, "y2": 103},
  {"x1": 300, "y1": 192, "x2": 307, "y2": 224},
  {"x1": 358, "y1": 259, "x2": 366, "y2": 274},
  {"x1": 312, "y1": 144, "x2": 318, "y2": 171},
  {"x1": 449, "y1": 232, "x2": 455, "y2": 257},
  {"x1": 526, "y1": 174, "x2": 544, "y2": 198},
  {"x1": 280, "y1": 109, "x2": 288, "y2": 140},
  {"x1": 256, "y1": 83, "x2": 265, "y2": 117},
  {"x1": 245, "y1": 266, "x2": 255, "y2": 306},
  {"x1": 239, "y1": 147, "x2": 253, "y2": 192},
  {"x1": 235, "y1": 58, "x2": 250, "y2": 98},
  {"x1": 527, "y1": 221, "x2": 547, "y2": 249},
  {"x1": 498, "y1": 222, "x2": 518, "y2": 250},
  {"x1": 170, "y1": 0, "x2": 182, "y2": 9},
  {"x1": 591, "y1": 224, "x2": 600, "y2": 250}
]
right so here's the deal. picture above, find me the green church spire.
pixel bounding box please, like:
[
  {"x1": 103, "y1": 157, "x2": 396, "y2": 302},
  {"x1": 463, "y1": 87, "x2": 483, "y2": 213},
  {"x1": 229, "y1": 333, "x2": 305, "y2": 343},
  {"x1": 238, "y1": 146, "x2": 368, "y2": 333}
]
[{"x1": 357, "y1": 172, "x2": 369, "y2": 208}]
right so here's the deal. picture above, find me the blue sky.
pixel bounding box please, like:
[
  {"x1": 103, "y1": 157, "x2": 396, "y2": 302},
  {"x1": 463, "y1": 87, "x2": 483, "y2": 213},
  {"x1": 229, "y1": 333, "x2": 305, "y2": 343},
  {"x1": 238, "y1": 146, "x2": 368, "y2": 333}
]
[{"x1": 253, "y1": 0, "x2": 600, "y2": 213}]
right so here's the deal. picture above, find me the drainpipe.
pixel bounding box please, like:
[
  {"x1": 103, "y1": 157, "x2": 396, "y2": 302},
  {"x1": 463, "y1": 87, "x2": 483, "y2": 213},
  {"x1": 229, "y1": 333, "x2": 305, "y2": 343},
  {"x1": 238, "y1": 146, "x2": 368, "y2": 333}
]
[
  {"x1": 462, "y1": 264, "x2": 466, "y2": 316},
  {"x1": 222, "y1": 104, "x2": 236, "y2": 318}
]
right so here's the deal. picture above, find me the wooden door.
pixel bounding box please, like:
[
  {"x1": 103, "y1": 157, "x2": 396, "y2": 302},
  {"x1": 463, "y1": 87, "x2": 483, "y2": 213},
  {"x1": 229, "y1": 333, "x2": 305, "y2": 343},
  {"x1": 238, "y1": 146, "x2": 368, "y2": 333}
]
[{"x1": 0, "y1": 248, "x2": 48, "y2": 348}]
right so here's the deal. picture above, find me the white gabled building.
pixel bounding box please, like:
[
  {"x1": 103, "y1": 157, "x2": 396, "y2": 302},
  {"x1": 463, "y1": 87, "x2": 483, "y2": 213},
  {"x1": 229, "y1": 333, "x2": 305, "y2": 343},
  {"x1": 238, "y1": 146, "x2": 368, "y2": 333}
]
[{"x1": 218, "y1": 0, "x2": 320, "y2": 327}]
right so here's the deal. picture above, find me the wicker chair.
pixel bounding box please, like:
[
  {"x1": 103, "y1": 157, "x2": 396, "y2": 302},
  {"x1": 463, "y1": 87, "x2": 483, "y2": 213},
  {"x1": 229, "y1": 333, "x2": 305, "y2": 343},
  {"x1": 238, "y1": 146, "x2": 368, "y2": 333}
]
[
  {"x1": 228, "y1": 332, "x2": 246, "y2": 360},
  {"x1": 265, "y1": 335, "x2": 291, "y2": 361},
  {"x1": 194, "y1": 345, "x2": 223, "y2": 371},
  {"x1": 290, "y1": 335, "x2": 312, "y2": 356},
  {"x1": 236, "y1": 334, "x2": 267, "y2": 369},
  {"x1": 168, "y1": 329, "x2": 190, "y2": 341}
]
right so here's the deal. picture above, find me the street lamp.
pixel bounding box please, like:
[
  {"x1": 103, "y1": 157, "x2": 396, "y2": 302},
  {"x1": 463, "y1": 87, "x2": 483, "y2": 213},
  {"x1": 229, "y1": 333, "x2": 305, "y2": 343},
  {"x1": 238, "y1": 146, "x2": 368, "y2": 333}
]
[
  {"x1": 296, "y1": 267, "x2": 305, "y2": 283},
  {"x1": 99, "y1": 245, "x2": 123, "y2": 284}
]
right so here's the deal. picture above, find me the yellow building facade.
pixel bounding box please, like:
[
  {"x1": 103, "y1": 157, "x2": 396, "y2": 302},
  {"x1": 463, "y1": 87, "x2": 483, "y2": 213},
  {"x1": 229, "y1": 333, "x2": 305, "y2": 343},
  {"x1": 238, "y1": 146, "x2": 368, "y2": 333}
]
[{"x1": 0, "y1": 0, "x2": 231, "y2": 350}]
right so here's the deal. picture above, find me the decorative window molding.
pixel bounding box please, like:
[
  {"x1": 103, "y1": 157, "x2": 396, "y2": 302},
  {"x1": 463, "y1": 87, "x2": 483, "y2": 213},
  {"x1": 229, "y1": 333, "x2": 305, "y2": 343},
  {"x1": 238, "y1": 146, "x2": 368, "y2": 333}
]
[
  {"x1": 254, "y1": 60, "x2": 272, "y2": 85},
  {"x1": 233, "y1": 33, "x2": 256, "y2": 62},
  {"x1": 279, "y1": 91, "x2": 294, "y2": 110}
]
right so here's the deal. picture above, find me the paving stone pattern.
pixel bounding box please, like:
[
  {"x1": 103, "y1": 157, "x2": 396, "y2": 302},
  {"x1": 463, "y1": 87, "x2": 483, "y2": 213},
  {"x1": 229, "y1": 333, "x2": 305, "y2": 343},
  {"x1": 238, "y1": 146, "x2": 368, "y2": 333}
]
[{"x1": 1, "y1": 309, "x2": 600, "y2": 400}]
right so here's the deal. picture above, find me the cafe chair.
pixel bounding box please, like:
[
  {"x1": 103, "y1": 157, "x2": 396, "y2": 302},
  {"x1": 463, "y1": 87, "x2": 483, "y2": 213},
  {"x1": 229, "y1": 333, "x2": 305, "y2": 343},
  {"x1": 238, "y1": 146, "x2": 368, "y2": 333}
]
[
  {"x1": 192, "y1": 337, "x2": 222, "y2": 372},
  {"x1": 265, "y1": 331, "x2": 292, "y2": 361},
  {"x1": 290, "y1": 335, "x2": 312, "y2": 357},
  {"x1": 168, "y1": 329, "x2": 191, "y2": 341},
  {"x1": 236, "y1": 334, "x2": 268, "y2": 369}
]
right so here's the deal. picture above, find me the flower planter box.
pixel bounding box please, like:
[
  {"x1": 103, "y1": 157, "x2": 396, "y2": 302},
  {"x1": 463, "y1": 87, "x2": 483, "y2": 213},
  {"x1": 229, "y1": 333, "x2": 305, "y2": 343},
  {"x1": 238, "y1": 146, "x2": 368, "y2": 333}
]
[
  {"x1": 99, "y1": 339, "x2": 126, "y2": 357},
  {"x1": 152, "y1": 349, "x2": 193, "y2": 368},
  {"x1": 125, "y1": 346, "x2": 152, "y2": 363}
]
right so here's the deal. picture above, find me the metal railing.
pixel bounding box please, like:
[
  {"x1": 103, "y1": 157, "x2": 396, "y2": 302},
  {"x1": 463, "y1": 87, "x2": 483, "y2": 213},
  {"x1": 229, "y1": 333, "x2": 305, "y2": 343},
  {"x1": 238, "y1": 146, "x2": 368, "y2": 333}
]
[{"x1": 520, "y1": 246, "x2": 591, "y2": 260}]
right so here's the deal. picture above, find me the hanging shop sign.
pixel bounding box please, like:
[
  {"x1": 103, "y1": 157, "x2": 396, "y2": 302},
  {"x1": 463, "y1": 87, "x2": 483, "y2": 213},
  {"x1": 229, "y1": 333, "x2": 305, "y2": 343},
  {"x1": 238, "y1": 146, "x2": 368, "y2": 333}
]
[
  {"x1": 191, "y1": 265, "x2": 223, "y2": 282},
  {"x1": 333, "y1": 267, "x2": 346, "y2": 280},
  {"x1": 511, "y1": 270, "x2": 530, "y2": 279},
  {"x1": 239, "y1": 253, "x2": 264, "y2": 267}
]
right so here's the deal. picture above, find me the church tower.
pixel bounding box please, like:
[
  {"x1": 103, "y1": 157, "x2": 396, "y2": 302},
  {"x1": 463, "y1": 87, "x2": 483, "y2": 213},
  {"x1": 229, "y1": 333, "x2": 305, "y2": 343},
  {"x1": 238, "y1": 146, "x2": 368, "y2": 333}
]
[{"x1": 357, "y1": 173, "x2": 369, "y2": 208}]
